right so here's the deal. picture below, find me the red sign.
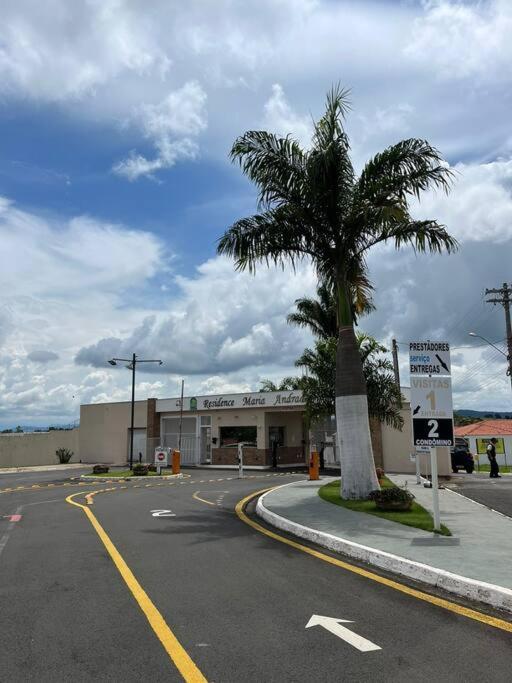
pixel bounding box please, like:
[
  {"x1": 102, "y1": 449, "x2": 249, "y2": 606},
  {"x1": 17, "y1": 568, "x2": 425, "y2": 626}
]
[{"x1": 157, "y1": 452, "x2": 165, "y2": 461}]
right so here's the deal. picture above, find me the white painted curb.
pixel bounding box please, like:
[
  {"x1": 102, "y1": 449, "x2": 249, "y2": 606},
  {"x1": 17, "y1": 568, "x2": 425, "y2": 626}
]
[
  {"x1": 80, "y1": 473, "x2": 184, "y2": 481},
  {"x1": 256, "y1": 484, "x2": 512, "y2": 614}
]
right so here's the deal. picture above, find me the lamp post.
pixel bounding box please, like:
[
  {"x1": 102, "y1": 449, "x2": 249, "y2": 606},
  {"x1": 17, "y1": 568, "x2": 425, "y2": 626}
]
[
  {"x1": 108, "y1": 353, "x2": 163, "y2": 469},
  {"x1": 468, "y1": 332, "x2": 512, "y2": 391}
]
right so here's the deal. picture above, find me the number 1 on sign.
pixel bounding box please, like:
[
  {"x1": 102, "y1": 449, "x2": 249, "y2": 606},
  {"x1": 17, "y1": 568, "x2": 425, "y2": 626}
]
[{"x1": 426, "y1": 390, "x2": 436, "y2": 410}]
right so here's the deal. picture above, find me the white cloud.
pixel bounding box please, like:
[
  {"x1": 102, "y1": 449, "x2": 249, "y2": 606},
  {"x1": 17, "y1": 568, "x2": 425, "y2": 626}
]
[
  {"x1": 113, "y1": 81, "x2": 207, "y2": 180},
  {"x1": 414, "y1": 158, "x2": 512, "y2": 243},
  {"x1": 405, "y1": 0, "x2": 512, "y2": 82},
  {"x1": 262, "y1": 84, "x2": 313, "y2": 147}
]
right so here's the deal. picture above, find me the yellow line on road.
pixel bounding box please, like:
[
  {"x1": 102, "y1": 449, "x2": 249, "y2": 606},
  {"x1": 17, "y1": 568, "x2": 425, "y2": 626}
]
[
  {"x1": 236, "y1": 489, "x2": 512, "y2": 634},
  {"x1": 66, "y1": 491, "x2": 207, "y2": 682},
  {"x1": 192, "y1": 491, "x2": 216, "y2": 507}
]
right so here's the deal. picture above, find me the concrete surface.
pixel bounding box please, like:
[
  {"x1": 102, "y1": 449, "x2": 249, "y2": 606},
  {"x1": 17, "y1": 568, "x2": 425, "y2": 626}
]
[
  {"x1": 2, "y1": 469, "x2": 512, "y2": 681},
  {"x1": 260, "y1": 477, "x2": 512, "y2": 595}
]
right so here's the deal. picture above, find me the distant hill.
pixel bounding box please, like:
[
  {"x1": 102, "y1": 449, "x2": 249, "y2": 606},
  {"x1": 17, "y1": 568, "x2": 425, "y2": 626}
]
[{"x1": 455, "y1": 410, "x2": 512, "y2": 419}]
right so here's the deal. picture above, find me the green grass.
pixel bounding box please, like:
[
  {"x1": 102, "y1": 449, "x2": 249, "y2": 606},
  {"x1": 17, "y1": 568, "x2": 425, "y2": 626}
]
[
  {"x1": 88, "y1": 468, "x2": 174, "y2": 478},
  {"x1": 319, "y1": 477, "x2": 451, "y2": 536},
  {"x1": 475, "y1": 464, "x2": 511, "y2": 474}
]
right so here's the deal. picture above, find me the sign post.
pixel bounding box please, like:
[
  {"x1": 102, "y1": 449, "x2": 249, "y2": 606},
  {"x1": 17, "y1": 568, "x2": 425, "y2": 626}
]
[
  {"x1": 409, "y1": 342, "x2": 453, "y2": 533},
  {"x1": 238, "y1": 442, "x2": 244, "y2": 479}
]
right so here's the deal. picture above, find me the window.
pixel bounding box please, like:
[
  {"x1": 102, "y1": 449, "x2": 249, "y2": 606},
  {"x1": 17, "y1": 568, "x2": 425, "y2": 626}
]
[
  {"x1": 269, "y1": 426, "x2": 285, "y2": 447},
  {"x1": 219, "y1": 426, "x2": 257, "y2": 447}
]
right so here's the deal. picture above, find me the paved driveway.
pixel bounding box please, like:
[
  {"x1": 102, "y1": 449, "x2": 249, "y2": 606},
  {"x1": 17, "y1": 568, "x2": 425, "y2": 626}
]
[{"x1": 446, "y1": 473, "x2": 512, "y2": 517}]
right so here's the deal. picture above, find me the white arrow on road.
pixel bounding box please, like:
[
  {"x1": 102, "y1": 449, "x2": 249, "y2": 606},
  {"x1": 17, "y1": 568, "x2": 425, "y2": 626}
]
[{"x1": 305, "y1": 615, "x2": 381, "y2": 652}]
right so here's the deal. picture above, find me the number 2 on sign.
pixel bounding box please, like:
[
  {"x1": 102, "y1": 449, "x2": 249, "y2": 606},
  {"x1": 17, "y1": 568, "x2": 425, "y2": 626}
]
[
  {"x1": 151, "y1": 509, "x2": 175, "y2": 517},
  {"x1": 427, "y1": 420, "x2": 439, "y2": 438}
]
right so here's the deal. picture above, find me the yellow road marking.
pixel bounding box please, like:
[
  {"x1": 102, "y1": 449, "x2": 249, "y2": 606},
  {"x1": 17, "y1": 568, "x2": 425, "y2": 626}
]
[
  {"x1": 85, "y1": 491, "x2": 98, "y2": 505},
  {"x1": 66, "y1": 491, "x2": 207, "y2": 682},
  {"x1": 236, "y1": 489, "x2": 512, "y2": 634},
  {"x1": 192, "y1": 491, "x2": 216, "y2": 507}
]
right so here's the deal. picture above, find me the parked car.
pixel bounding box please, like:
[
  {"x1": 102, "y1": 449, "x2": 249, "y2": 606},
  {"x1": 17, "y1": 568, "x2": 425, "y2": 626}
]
[{"x1": 451, "y1": 437, "x2": 474, "y2": 473}]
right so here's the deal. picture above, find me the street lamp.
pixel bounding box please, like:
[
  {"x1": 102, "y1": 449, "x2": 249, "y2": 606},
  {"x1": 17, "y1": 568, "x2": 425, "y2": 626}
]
[
  {"x1": 108, "y1": 353, "x2": 163, "y2": 469},
  {"x1": 468, "y1": 332, "x2": 512, "y2": 389}
]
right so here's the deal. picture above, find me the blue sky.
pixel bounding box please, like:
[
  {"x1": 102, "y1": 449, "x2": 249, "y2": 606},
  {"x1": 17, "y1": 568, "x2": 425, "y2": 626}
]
[{"x1": 1, "y1": 0, "x2": 512, "y2": 426}]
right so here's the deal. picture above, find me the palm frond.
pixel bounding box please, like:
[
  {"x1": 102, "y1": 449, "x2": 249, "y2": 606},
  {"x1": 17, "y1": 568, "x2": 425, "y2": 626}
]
[
  {"x1": 230, "y1": 131, "x2": 307, "y2": 209},
  {"x1": 217, "y1": 207, "x2": 314, "y2": 272},
  {"x1": 360, "y1": 219, "x2": 458, "y2": 255}
]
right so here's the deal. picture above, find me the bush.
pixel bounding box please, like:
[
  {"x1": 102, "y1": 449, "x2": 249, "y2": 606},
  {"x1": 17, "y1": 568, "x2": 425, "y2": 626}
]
[
  {"x1": 93, "y1": 464, "x2": 109, "y2": 474},
  {"x1": 368, "y1": 486, "x2": 414, "y2": 511},
  {"x1": 132, "y1": 463, "x2": 148, "y2": 476},
  {"x1": 375, "y1": 467, "x2": 385, "y2": 480},
  {"x1": 56, "y1": 448, "x2": 73, "y2": 464},
  {"x1": 147, "y1": 463, "x2": 157, "y2": 472}
]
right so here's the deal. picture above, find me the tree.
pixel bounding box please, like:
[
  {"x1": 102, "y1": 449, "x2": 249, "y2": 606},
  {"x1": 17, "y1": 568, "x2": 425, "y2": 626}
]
[
  {"x1": 259, "y1": 377, "x2": 303, "y2": 392},
  {"x1": 218, "y1": 86, "x2": 456, "y2": 499},
  {"x1": 296, "y1": 334, "x2": 403, "y2": 430}
]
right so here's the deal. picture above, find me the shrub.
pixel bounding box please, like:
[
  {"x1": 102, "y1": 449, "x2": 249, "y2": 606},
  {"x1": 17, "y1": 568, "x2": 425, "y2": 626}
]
[
  {"x1": 368, "y1": 486, "x2": 414, "y2": 511},
  {"x1": 56, "y1": 447, "x2": 73, "y2": 464},
  {"x1": 375, "y1": 467, "x2": 385, "y2": 480},
  {"x1": 132, "y1": 463, "x2": 148, "y2": 476},
  {"x1": 147, "y1": 463, "x2": 157, "y2": 472},
  {"x1": 93, "y1": 464, "x2": 109, "y2": 474}
]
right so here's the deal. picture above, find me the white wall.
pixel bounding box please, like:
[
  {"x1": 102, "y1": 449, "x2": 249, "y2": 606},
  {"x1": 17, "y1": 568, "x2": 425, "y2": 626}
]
[
  {"x1": 0, "y1": 429, "x2": 80, "y2": 468},
  {"x1": 465, "y1": 435, "x2": 512, "y2": 468}
]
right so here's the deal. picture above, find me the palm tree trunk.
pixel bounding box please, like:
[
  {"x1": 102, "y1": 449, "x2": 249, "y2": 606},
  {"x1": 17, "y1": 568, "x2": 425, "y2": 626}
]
[{"x1": 335, "y1": 282, "x2": 379, "y2": 499}]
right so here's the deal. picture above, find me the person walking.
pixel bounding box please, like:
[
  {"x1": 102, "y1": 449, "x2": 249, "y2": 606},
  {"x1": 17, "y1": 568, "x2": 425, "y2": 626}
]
[{"x1": 487, "y1": 438, "x2": 501, "y2": 478}]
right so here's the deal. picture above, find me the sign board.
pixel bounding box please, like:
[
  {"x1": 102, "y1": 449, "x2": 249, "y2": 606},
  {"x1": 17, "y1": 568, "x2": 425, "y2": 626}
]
[
  {"x1": 154, "y1": 448, "x2": 169, "y2": 467},
  {"x1": 409, "y1": 341, "x2": 451, "y2": 376},
  {"x1": 476, "y1": 437, "x2": 506, "y2": 455},
  {"x1": 410, "y1": 375, "x2": 454, "y2": 447},
  {"x1": 156, "y1": 390, "x2": 305, "y2": 413}
]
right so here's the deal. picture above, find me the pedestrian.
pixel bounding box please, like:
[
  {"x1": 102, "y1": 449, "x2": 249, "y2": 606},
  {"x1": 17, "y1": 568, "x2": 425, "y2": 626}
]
[{"x1": 487, "y1": 438, "x2": 501, "y2": 478}]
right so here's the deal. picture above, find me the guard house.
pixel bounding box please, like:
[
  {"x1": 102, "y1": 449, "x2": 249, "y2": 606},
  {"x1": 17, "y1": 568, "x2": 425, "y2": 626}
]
[{"x1": 80, "y1": 390, "x2": 307, "y2": 467}]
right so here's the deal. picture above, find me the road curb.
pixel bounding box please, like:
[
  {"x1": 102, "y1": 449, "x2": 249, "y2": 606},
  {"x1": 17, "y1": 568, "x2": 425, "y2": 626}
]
[
  {"x1": 256, "y1": 483, "x2": 512, "y2": 614},
  {"x1": 80, "y1": 473, "x2": 184, "y2": 482}
]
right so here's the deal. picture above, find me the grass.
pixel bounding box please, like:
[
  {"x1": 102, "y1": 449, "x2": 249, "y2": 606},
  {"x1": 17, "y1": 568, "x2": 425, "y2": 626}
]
[
  {"x1": 475, "y1": 464, "x2": 511, "y2": 474},
  {"x1": 319, "y1": 477, "x2": 451, "y2": 536},
  {"x1": 88, "y1": 468, "x2": 174, "y2": 478}
]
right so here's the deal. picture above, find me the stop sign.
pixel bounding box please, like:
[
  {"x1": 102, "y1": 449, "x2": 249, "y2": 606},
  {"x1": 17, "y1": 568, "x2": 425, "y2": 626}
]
[{"x1": 157, "y1": 452, "x2": 165, "y2": 461}]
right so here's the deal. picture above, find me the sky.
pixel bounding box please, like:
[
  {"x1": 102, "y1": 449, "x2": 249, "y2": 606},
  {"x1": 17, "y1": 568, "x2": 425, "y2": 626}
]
[{"x1": 1, "y1": 0, "x2": 512, "y2": 427}]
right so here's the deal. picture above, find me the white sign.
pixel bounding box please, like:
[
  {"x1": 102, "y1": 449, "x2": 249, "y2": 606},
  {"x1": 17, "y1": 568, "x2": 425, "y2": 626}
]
[
  {"x1": 410, "y1": 377, "x2": 453, "y2": 419},
  {"x1": 154, "y1": 448, "x2": 169, "y2": 466},
  {"x1": 156, "y1": 390, "x2": 305, "y2": 413},
  {"x1": 409, "y1": 341, "x2": 451, "y2": 376},
  {"x1": 305, "y1": 615, "x2": 381, "y2": 653}
]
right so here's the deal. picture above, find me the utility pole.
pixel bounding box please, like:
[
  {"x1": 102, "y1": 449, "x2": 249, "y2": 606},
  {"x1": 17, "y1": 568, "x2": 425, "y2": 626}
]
[
  {"x1": 485, "y1": 283, "x2": 512, "y2": 390},
  {"x1": 391, "y1": 339, "x2": 400, "y2": 389}
]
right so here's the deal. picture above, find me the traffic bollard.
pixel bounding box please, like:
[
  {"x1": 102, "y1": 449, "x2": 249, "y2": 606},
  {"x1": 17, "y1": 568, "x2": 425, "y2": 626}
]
[
  {"x1": 172, "y1": 449, "x2": 181, "y2": 475},
  {"x1": 309, "y1": 451, "x2": 320, "y2": 480}
]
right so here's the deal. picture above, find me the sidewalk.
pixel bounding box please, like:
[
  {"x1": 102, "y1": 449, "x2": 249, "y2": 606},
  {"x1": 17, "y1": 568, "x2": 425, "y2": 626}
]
[
  {"x1": 257, "y1": 476, "x2": 512, "y2": 611},
  {"x1": 0, "y1": 463, "x2": 87, "y2": 474}
]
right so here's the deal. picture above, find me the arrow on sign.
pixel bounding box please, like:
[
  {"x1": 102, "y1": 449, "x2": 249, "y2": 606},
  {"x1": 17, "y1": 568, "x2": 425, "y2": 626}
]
[{"x1": 305, "y1": 615, "x2": 381, "y2": 652}]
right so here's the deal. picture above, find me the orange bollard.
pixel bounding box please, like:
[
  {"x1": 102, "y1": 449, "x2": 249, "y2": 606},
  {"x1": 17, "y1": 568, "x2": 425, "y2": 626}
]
[
  {"x1": 172, "y1": 449, "x2": 181, "y2": 475},
  {"x1": 309, "y1": 451, "x2": 320, "y2": 480}
]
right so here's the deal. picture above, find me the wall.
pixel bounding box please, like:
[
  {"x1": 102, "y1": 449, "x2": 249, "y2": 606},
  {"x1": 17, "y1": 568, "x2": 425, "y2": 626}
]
[
  {"x1": 264, "y1": 410, "x2": 305, "y2": 465},
  {"x1": 0, "y1": 429, "x2": 80, "y2": 468},
  {"x1": 380, "y1": 405, "x2": 451, "y2": 476},
  {"x1": 79, "y1": 400, "x2": 147, "y2": 464}
]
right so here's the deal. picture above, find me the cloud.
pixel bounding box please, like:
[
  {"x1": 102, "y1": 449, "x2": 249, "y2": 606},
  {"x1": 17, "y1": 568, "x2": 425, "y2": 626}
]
[
  {"x1": 76, "y1": 256, "x2": 317, "y2": 375},
  {"x1": 27, "y1": 350, "x2": 59, "y2": 363},
  {"x1": 405, "y1": 0, "x2": 512, "y2": 82},
  {"x1": 113, "y1": 81, "x2": 208, "y2": 181},
  {"x1": 262, "y1": 84, "x2": 313, "y2": 147}
]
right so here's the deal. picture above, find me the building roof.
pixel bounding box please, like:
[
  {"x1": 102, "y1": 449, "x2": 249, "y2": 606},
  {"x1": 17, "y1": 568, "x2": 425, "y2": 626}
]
[{"x1": 455, "y1": 420, "x2": 512, "y2": 437}]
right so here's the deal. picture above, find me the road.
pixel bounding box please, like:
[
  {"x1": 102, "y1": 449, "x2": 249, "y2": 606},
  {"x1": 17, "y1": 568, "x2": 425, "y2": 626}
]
[
  {"x1": 1, "y1": 467, "x2": 511, "y2": 682},
  {"x1": 447, "y1": 472, "x2": 512, "y2": 518}
]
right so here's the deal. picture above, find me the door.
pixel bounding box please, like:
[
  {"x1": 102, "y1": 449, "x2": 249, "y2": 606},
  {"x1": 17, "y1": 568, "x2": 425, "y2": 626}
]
[
  {"x1": 200, "y1": 426, "x2": 212, "y2": 463},
  {"x1": 130, "y1": 429, "x2": 147, "y2": 463}
]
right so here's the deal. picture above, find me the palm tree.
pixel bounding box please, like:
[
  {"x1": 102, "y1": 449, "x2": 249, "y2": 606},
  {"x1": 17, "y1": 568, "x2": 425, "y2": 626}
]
[
  {"x1": 218, "y1": 86, "x2": 457, "y2": 499},
  {"x1": 259, "y1": 377, "x2": 303, "y2": 392},
  {"x1": 296, "y1": 334, "x2": 403, "y2": 430},
  {"x1": 287, "y1": 280, "x2": 374, "y2": 340}
]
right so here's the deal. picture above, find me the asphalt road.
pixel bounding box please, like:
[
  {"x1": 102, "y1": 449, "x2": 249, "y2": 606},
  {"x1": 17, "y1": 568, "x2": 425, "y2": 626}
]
[
  {"x1": 447, "y1": 473, "x2": 512, "y2": 518},
  {"x1": 1, "y1": 468, "x2": 511, "y2": 682}
]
